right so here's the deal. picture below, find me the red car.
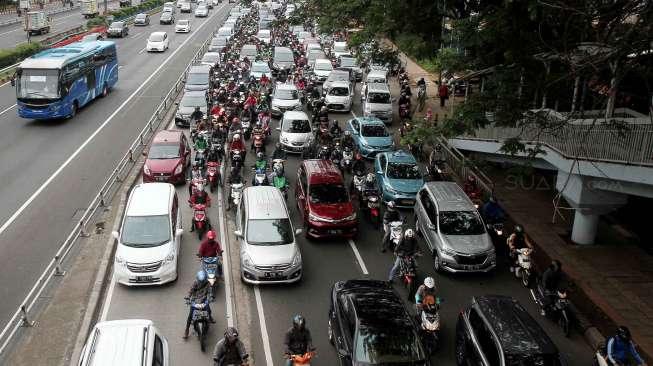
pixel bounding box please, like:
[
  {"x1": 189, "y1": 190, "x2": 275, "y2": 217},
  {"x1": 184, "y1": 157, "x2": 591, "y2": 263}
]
[
  {"x1": 143, "y1": 130, "x2": 191, "y2": 184},
  {"x1": 296, "y1": 160, "x2": 358, "y2": 239}
]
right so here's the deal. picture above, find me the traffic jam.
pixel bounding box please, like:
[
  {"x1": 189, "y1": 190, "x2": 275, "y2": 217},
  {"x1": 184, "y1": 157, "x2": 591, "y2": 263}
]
[{"x1": 78, "y1": 1, "x2": 590, "y2": 366}]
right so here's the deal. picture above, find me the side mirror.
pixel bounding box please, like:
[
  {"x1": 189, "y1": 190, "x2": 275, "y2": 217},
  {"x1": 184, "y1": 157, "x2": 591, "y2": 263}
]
[
  {"x1": 275, "y1": 127, "x2": 281, "y2": 131},
  {"x1": 376, "y1": 170, "x2": 383, "y2": 174},
  {"x1": 391, "y1": 98, "x2": 396, "y2": 102},
  {"x1": 10, "y1": 77, "x2": 15, "y2": 87},
  {"x1": 294, "y1": 228, "x2": 302, "y2": 235},
  {"x1": 175, "y1": 228, "x2": 184, "y2": 237},
  {"x1": 234, "y1": 230, "x2": 243, "y2": 238},
  {"x1": 352, "y1": 130, "x2": 359, "y2": 135},
  {"x1": 111, "y1": 231, "x2": 119, "y2": 239},
  {"x1": 427, "y1": 223, "x2": 436, "y2": 230}
]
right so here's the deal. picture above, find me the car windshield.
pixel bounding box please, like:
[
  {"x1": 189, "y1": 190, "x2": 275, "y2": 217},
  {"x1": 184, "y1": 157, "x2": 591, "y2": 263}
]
[
  {"x1": 362, "y1": 125, "x2": 388, "y2": 137},
  {"x1": 328, "y1": 73, "x2": 349, "y2": 82},
  {"x1": 17, "y1": 68, "x2": 59, "y2": 99},
  {"x1": 354, "y1": 326, "x2": 426, "y2": 364},
  {"x1": 197, "y1": 5, "x2": 206, "y2": 9},
  {"x1": 283, "y1": 119, "x2": 311, "y2": 133},
  {"x1": 367, "y1": 92, "x2": 390, "y2": 104},
  {"x1": 340, "y1": 57, "x2": 356, "y2": 67},
  {"x1": 149, "y1": 33, "x2": 165, "y2": 42},
  {"x1": 181, "y1": 95, "x2": 206, "y2": 107},
  {"x1": 274, "y1": 89, "x2": 298, "y2": 100},
  {"x1": 308, "y1": 51, "x2": 325, "y2": 60},
  {"x1": 121, "y1": 215, "x2": 171, "y2": 247},
  {"x1": 386, "y1": 163, "x2": 421, "y2": 180},
  {"x1": 315, "y1": 61, "x2": 332, "y2": 71},
  {"x1": 246, "y1": 218, "x2": 293, "y2": 245},
  {"x1": 309, "y1": 184, "x2": 348, "y2": 204},
  {"x1": 328, "y1": 87, "x2": 349, "y2": 96},
  {"x1": 252, "y1": 63, "x2": 270, "y2": 73},
  {"x1": 110, "y1": 22, "x2": 123, "y2": 28},
  {"x1": 275, "y1": 51, "x2": 294, "y2": 62},
  {"x1": 187, "y1": 72, "x2": 208, "y2": 85},
  {"x1": 178, "y1": 20, "x2": 189, "y2": 25},
  {"x1": 438, "y1": 211, "x2": 486, "y2": 235},
  {"x1": 161, "y1": 12, "x2": 172, "y2": 18},
  {"x1": 149, "y1": 144, "x2": 180, "y2": 159},
  {"x1": 136, "y1": 14, "x2": 146, "y2": 19}
]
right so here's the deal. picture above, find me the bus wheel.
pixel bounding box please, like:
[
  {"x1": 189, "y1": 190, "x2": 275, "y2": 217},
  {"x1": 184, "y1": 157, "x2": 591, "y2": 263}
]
[
  {"x1": 101, "y1": 84, "x2": 108, "y2": 97},
  {"x1": 69, "y1": 103, "x2": 77, "y2": 119}
]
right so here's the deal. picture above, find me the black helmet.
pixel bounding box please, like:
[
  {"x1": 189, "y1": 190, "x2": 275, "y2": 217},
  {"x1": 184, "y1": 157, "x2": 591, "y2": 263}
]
[
  {"x1": 616, "y1": 326, "x2": 631, "y2": 341},
  {"x1": 435, "y1": 143, "x2": 442, "y2": 152},
  {"x1": 224, "y1": 327, "x2": 239, "y2": 343},
  {"x1": 195, "y1": 106, "x2": 201, "y2": 111},
  {"x1": 292, "y1": 314, "x2": 305, "y2": 330}
]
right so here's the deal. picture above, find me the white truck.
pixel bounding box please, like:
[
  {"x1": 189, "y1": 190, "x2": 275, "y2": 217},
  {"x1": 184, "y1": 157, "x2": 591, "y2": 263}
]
[
  {"x1": 24, "y1": 11, "x2": 51, "y2": 35},
  {"x1": 81, "y1": 0, "x2": 99, "y2": 18}
]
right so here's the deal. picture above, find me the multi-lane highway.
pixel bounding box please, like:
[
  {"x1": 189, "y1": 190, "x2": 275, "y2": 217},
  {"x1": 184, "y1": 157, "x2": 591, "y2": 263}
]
[
  {"x1": 0, "y1": 2, "x2": 119, "y2": 49},
  {"x1": 0, "y1": 1, "x2": 233, "y2": 340},
  {"x1": 99, "y1": 35, "x2": 595, "y2": 366}
]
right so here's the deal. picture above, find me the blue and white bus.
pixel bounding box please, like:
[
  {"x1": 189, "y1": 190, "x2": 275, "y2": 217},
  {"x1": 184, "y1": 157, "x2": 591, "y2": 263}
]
[{"x1": 14, "y1": 40, "x2": 118, "y2": 120}]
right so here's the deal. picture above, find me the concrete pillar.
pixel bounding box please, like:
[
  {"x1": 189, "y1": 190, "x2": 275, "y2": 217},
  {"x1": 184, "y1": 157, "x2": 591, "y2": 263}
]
[{"x1": 571, "y1": 209, "x2": 600, "y2": 245}]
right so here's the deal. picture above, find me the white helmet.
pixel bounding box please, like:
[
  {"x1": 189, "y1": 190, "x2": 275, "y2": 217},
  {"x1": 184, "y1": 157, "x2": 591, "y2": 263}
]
[
  {"x1": 233, "y1": 133, "x2": 241, "y2": 141},
  {"x1": 424, "y1": 276, "x2": 435, "y2": 289},
  {"x1": 366, "y1": 173, "x2": 375, "y2": 183},
  {"x1": 404, "y1": 228, "x2": 414, "y2": 238}
]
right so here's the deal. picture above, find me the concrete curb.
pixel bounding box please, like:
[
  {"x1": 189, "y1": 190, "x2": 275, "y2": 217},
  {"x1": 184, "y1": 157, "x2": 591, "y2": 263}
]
[{"x1": 66, "y1": 153, "x2": 145, "y2": 366}]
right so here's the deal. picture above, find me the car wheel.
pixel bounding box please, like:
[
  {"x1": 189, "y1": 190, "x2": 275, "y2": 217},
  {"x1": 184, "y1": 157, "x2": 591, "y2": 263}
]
[
  {"x1": 415, "y1": 218, "x2": 421, "y2": 236},
  {"x1": 68, "y1": 102, "x2": 77, "y2": 119}
]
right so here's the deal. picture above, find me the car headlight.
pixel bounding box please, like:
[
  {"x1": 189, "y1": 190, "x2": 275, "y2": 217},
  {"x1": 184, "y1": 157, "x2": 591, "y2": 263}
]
[
  {"x1": 143, "y1": 164, "x2": 151, "y2": 175},
  {"x1": 280, "y1": 136, "x2": 289, "y2": 143},
  {"x1": 115, "y1": 254, "x2": 125, "y2": 265},
  {"x1": 164, "y1": 251, "x2": 175, "y2": 264},
  {"x1": 241, "y1": 252, "x2": 255, "y2": 269},
  {"x1": 384, "y1": 184, "x2": 399, "y2": 194},
  {"x1": 174, "y1": 163, "x2": 183, "y2": 175},
  {"x1": 342, "y1": 212, "x2": 357, "y2": 221},
  {"x1": 308, "y1": 212, "x2": 330, "y2": 222},
  {"x1": 291, "y1": 251, "x2": 301, "y2": 267},
  {"x1": 441, "y1": 246, "x2": 456, "y2": 256}
]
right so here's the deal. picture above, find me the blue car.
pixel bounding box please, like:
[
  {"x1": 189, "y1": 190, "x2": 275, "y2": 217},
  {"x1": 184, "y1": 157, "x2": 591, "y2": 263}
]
[
  {"x1": 346, "y1": 117, "x2": 394, "y2": 158},
  {"x1": 374, "y1": 150, "x2": 424, "y2": 208}
]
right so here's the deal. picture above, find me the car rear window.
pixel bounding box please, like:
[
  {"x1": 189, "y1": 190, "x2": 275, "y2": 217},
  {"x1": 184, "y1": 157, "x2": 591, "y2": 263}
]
[
  {"x1": 387, "y1": 163, "x2": 420, "y2": 180},
  {"x1": 149, "y1": 144, "x2": 179, "y2": 159},
  {"x1": 367, "y1": 92, "x2": 390, "y2": 104},
  {"x1": 283, "y1": 119, "x2": 311, "y2": 133},
  {"x1": 309, "y1": 184, "x2": 348, "y2": 204},
  {"x1": 246, "y1": 219, "x2": 293, "y2": 245},
  {"x1": 361, "y1": 125, "x2": 388, "y2": 137},
  {"x1": 274, "y1": 89, "x2": 298, "y2": 100},
  {"x1": 438, "y1": 211, "x2": 486, "y2": 235},
  {"x1": 149, "y1": 33, "x2": 165, "y2": 42},
  {"x1": 354, "y1": 326, "x2": 425, "y2": 364},
  {"x1": 121, "y1": 215, "x2": 170, "y2": 247}
]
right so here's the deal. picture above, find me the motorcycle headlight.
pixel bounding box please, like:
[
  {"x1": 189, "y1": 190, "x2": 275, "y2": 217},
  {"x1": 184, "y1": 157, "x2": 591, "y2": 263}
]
[
  {"x1": 174, "y1": 164, "x2": 183, "y2": 175},
  {"x1": 241, "y1": 252, "x2": 255, "y2": 269},
  {"x1": 143, "y1": 164, "x2": 151, "y2": 175},
  {"x1": 164, "y1": 251, "x2": 175, "y2": 264}
]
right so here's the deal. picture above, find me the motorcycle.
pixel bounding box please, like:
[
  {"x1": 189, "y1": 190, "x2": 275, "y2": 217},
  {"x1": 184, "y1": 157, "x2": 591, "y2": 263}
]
[
  {"x1": 513, "y1": 247, "x2": 533, "y2": 288},
  {"x1": 365, "y1": 194, "x2": 381, "y2": 229},
  {"x1": 341, "y1": 149, "x2": 353, "y2": 173},
  {"x1": 191, "y1": 203, "x2": 211, "y2": 240},
  {"x1": 399, "y1": 254, "x2": 419, "y2": 297},
  {"x1": 241, "y1": 116, "x2": 252, "y2": 140},
  {"x1": 400, "y1": 120, "x2": 412, "y2": 137},
  {"x1": 206, "y1": 161, "x2": 221, "y2": 192},
  {"x1": 184, "y1": 297, "x2": 211, "y2": 352},
  {"x1": 352, "y1": 171, "x2": 365, "y2": 196},
  {"x1": 200, "y1": 256, "x2": 221, "y2": 302},
  {"x1": 252, "y1": 167, "x2": 269, "y2": 186},
  {"x1": 287, "y1": 351, "x2": 315, "y2": 366},
  {"x1": 399, "y1": 103, "x2": 411, "y2": 120},
  {"x1": 252, "y1": 132, "x2": 265, "y2": 155},
  {"x1": 194, "y1": 148, "x2": 207, "y2": 171},
  {"x1": 208, "y1": 137, "x2": 224, "y2": 163},
  {"x1": 419, "y1": 300, "x2": 442, "y2": 355},
  {"x1": 530, "y1": 279, "x2": 572, "y2": 337},
  {"x1": 272, "y1": 159, "x2": 288, "y2": 199},
  {"x1": 189, "y1": 177, "x2": 207, "y2": 196},
  {"x1": 426, "y1": 160, "x2": 449, "y2": 181},
  {"x1": 387, "y1": 220, "x2": 404, "y2": 251},
  {"x1": 227, "y1": 182, "x2": 244, "y2": 211}
]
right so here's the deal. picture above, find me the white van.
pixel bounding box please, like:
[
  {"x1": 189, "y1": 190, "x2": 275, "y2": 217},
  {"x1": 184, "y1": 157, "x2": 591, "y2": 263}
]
[
  {"x1": 78, "y1": 319, "x2": 170, "y2": 366},
  {"x1": 112, "y1": 183, "x2": 183, "y2": 286},
  {"x1": 236, "y1": 186, "x2": 302, "y2": 284}
]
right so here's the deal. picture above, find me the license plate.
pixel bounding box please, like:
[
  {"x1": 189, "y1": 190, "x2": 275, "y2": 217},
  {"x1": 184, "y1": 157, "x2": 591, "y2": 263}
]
[
  {"x1": 328, "y1": 229, "x2": 342, "y2": 235},
  {"x1": 265, "y1": 271, "x2": 283, "y2": 278},
  {"x1": 155, "y1": 176, "x2": 167, "y2": 182},
  {"x1": 135, "y1": 275, "x2": 152, "y2": 282},
  {"x1": 463, "y1": 264, "x2": 482, "y2": 270},
  {"x1": 401, "y1": 199, "x2": 414, "y2": 206},
  {"x1": 193, "y1": 310, "x2": 209, "y2": 319},
  {"x1": 206, "y1": 264, "x2": 218, "y2": 270}
]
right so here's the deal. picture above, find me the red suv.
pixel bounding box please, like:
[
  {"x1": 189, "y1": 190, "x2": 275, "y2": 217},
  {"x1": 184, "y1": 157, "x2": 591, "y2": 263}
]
[
  {"x1": 143, "y1": 130, "x2": 190, "y2": 184},
  {"x1": 296, "y1": 160, "x2": 358, "y2": 239}
]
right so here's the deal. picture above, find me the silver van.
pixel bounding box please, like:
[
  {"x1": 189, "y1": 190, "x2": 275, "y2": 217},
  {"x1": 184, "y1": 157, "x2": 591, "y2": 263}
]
[
  {"x1": 78, "y1": 319, "x2": 170, "y2": 366},
  {"x1": 362, "y1": 82, "x2": 393, "y2": 124},
  {"x1": 414, "y1": 182, "x2": 496, "y2": 273},
  {"x1": 235, "y1": 186, "x2": 302, "y2": 284},
  {"x1": 184, "y1": 64, "x2": 211, "y2": 92}
]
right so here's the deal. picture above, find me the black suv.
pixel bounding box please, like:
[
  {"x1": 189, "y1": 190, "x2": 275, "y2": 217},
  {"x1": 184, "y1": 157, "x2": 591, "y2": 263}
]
[
  {"x1": 328, "y1": 280, "x2": 429, "y2": 366},
  {"x1": 455, "y1": 295, "x2": 566, "y2": 366}
]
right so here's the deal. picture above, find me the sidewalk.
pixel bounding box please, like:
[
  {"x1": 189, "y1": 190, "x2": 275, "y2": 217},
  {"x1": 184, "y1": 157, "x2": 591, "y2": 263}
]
[{"x1": 396, "y1": 47, "x2": 653, "y2": 360}]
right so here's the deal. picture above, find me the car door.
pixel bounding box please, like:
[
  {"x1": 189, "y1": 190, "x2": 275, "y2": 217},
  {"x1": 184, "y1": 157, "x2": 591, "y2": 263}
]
[
  {"x1": 418, "y1": 190, "x2": 438, "y2": 252},
  {"x1": 348, "y1": 119, "x2": 360, "y2": 145},
  {"x1": 164, "y1": 33, "x2": 169, "y2": 49},
  {"x1": 295, "y1": 166, "x2": 308, "y2": 220},
  {"x1": 375, "y1": 154, "x2": 387, "y2": 192},
  {"x1": 181, "y1": 135, "x2": 190, "y2": 167}
]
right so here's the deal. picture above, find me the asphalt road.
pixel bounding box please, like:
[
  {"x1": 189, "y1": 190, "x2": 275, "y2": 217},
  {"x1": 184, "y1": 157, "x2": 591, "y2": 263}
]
[
  {"x1": 0, "y1": 1, "x2": 120, "y2": 49},
  {"x1": 100, "y1": 59, "x2": 594, "y2": 366},
  {"x1": 0, "y1": 1, "x2": 233, "y2": 340}
]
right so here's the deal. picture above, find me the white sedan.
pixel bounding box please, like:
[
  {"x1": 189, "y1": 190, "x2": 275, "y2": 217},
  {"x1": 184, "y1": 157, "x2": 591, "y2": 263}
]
[
  {"x1": 175, "y1": 19, "x2": 191, "y2": 33},
  {"x1": 195, "y1": 5, "x2": 208, "y2": 17},
  {"x1": 146, "y1": 31, "x2": 169, "y2": 52}
]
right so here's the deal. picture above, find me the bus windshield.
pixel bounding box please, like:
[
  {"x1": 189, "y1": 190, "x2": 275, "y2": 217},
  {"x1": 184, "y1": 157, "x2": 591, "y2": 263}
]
[{"x1": 18, "y1": 68, "x2": 60, "y2": 99}]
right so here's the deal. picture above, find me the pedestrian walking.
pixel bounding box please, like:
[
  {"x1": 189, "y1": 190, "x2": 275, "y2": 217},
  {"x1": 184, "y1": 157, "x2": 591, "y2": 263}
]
[{"x1": 438, "y1": 83, "x2": 449, "y2": 108}]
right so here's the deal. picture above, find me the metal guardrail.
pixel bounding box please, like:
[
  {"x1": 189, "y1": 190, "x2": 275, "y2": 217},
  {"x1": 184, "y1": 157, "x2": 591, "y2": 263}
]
[
  {"x1": 0, "y1": 20, "x2": 215, "y2": 357},
  {"x1": 40, "y1": 24, "x2": 85, "y2": 47}
]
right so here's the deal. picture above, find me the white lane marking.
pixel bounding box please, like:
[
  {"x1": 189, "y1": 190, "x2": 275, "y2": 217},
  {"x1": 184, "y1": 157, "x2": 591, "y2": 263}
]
[
  {"x1": 138, "y1": 47, "x2": 147, "y2": 54},
  {"x1": 118, "y1": 65, "x2": 123, "y2": 70},
  {"x1": 0, "y1": 3, "x2": 223, "y2": 239},
  {"x1": 99, "y1": 272, "x2": 116, "y2": 321},
  {"x1": 130, "y1": 32, "x2": 145, "y2": 39},
  {"x1": 0, "y1": 104, "x2": 16, "y2": 116},
  {"x1": 348, "y1": 239, "x2": 369, "y2": 275},
  {"x1": 254, "y1": 287, "x2": 274, "y2": 366}
]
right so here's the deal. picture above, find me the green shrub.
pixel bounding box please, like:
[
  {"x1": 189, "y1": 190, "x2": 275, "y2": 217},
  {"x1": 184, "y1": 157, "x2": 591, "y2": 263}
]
[
  {"x1": 394, "y1": 32, "x2": 430, "y2": 60},
  {"x1": 0, "y1": 42, "x2": 42, "y2": 69},
  {"x1": 86, "y1": 16, "x2": 107, "y2": 27}
]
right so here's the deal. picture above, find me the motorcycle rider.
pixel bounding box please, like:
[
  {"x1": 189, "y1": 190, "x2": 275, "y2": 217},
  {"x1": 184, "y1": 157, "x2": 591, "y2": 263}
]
[
  {"x1": 198, "y1": 230, "x2": 223, "y2": 258},
  {"x1": 388, "y1": 228, "x2": 419, "y2": 282},
  {"x1": 250, "y1": 121, "x2": 265, "y2": 149},
  {"x1": 415, "y1": 276, "x2": 437, "y2": 314},
  {"x1": 283, "y1": 315, "x2": 314, "y2": 365},
  {"x1": 540, "y1": 259, "x2": 565, "y2": 315},
  {"x1": 183, "y1": 270, "x2": 215, "y2": 339},
  {"x1": 606, "y1": 326, "x2": 646, "y2": 366},
  {"x1": 210, "y1": 102, "x2": 223, "y2": 117},
  {"x1": 463, "y1": 175, "x2": 482, "y2": 198},
  {"x1": 330, "y1": 142, "x2": 343, "y2": 164},
  {"x1": 189, "y1": 182, "x2": 211, "y2": 208},
  {"x1": 481, "y1": 196, "x2": 505, "y2": 224},
  {"x1": 352, "y1": 152, "x2": 366, "y2": 175},
  {"x1": 313, "y1": 101, "x2": 327, "y2": 123},
  {"x1": 212, "y1": 327, "x2": 249, "y2": 366},
  {"x1": 229, "y1": 133, "x2": 246, "y2": 160},
  {"x1": 190, "y1": 106, "x2": 204, "y2": 125},
  {"x1": 398, "y1": 92, "x2": 411, "y2": 114},
  {"x1": 317, "y1": 145, "x2": 331, "y2": 160},
  {"x1": 330, "y1": 119, "x2": 343, "y2": 137},
  {"x1": 271, "y1": 142, "x2": 287, "y2": 160},
  {"x1": 507, "y1": 224, "x2": 533, "y2": 272},
  {"x1": 381, "y1": 201, "x2": 402, "y2": 252},
  {"x1": 429, "y1": 144, "x2": 446, "y2": 168},
  {"x1": 188, "y1": 162, "x2": 204, "y2": 193},
  {"x1": 341, "y1": 130, "x2": 355, "y2": 150}
]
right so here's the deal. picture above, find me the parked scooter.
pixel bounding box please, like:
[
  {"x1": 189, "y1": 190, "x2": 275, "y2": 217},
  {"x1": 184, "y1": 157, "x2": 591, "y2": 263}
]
[{"x1": 184, "y1": 297, "x2": 211, "y2": 352}]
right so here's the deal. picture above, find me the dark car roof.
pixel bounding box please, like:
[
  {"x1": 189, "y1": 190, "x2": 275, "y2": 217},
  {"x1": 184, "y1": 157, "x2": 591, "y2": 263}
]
[
  {"x1": 473, "y1": 295, "x2": 559, "y2": 356},
  {"x1": 334, "y1": 280, "x2": 413, "y2": 329},
  {"x1": 152, "y1": 129, "x2": 183, "y2": 144},
  {"x1": 303, "y1": 159, "x2": 343, "y2": 185}
]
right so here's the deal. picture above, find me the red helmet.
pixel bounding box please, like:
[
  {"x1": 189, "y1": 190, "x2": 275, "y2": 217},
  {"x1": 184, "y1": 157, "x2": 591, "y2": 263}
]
[{"x1": 207, "y1": 230, "x2": 216, "y2": 240}]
